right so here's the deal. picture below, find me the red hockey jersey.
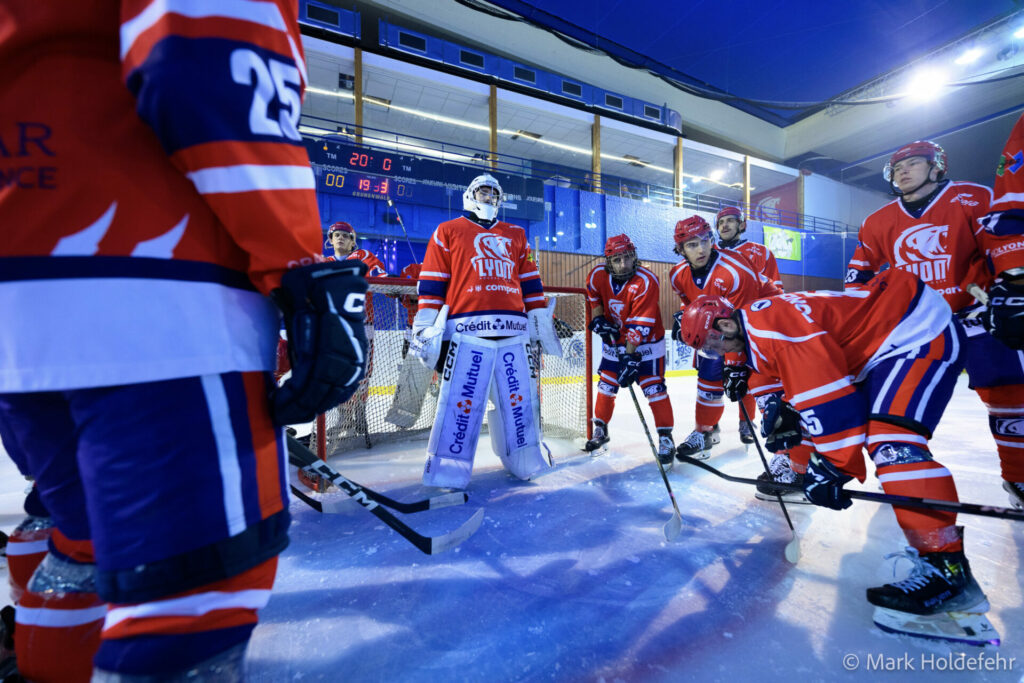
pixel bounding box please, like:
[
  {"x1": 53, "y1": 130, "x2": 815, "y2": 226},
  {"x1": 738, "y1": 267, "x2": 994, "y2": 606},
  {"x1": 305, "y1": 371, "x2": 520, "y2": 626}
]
[
  {"x1": 417, "y1": 216, "x2": 546, "y2": 339},
  {"x1": 846, "y1": 181, "x2": 994, "y2": 314},
  {"x1": 585, "y1": 264, "x2": 665, "y2": 355},
  {"x1": 346, "y1": 249, "x2": 387, "y2": 277},
  {"x1": 719, "y1": 240, "x2": 783, "y2": 291},
  {"x1": 669, "y1": 249, "x2": 780, "y2": 311},
  {"x1": 739, "y1": 269, "x2": 952, "y2": 478},
  {"x1": 0, "y1": 1, "x2": 320, "y2": 392},
  {"x1": 400, "y1": 262, "x2": 422, "y2": 327},
  {"x1": 980, "y1": 113, "x2": 1024, "y2": 275}
]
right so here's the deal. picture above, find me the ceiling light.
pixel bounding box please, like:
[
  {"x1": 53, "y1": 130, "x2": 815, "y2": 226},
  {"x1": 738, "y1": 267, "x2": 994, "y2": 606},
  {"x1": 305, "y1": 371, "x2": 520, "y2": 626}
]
[
  {"x1": 514, "y1": 129, "x2": 542, "y2": 140},
  {"x1": 905, "y1": 67, "x2": 949, "y2": 101},
  {"x1": 623, "y1": 154, "x2": 647, "y2": 168},
  {"x1": 709, "y1": 169, "x2": 725, "y2": 181},
  {"x1": 1015, "y1": 26, "x2": 1024, "y2": 39},
  {"x1": 954, "y1": 48, "x2": 983, "y2": 65}
]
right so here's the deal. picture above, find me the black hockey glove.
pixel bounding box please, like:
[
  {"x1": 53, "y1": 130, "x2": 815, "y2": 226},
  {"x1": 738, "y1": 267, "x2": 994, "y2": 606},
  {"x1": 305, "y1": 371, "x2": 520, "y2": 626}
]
[
  {"x1": 804, "y1": 452, "x2": 853, "y2": 510},
  {"x1": 617, "y1": 351, "x2": 642, "y2": 388},
  {"x1": 984, "y1": 280, "x2": 1024, "y2": 350},
  {"x1": 722, "y1": 363, "x2": 750, "y2": 402},
  {"x1": 671, "y1": 310, "x2": 684, "y2": 344},
  {"x1": 588, "y1": 315, "x2": 620, "y2": 345},
  {"x1": 759, "y1": 394, "x2": 803, "y2": 453},
  {"x1": 270, "y1": 261, "x2": 369, "y2": 426}
]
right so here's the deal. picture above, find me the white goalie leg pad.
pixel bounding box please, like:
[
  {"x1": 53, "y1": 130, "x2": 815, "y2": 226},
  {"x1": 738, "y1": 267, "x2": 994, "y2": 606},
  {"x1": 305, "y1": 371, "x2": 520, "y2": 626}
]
[
  {"x1": 423, "y1": 334, "x2": 496, "y2": 489},
  {"x1": 385, "y1": 356, "x2": 434, "y2": 428},
  {"x1": 488, "y1": 336, "x2": 549, "y2": 480}
]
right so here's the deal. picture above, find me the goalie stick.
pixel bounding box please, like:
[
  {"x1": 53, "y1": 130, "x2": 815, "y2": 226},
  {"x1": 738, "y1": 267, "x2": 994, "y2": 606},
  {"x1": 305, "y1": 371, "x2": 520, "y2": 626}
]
[
  {"x1": 286, "y1": 435, "x2": 483, "y2": 554},
  {"x1": 677, "y1": 455, "x2": 1024, "y2": 522},
  {"x1": 287, "y1": 435, "x2": 467, "y2": 513}
]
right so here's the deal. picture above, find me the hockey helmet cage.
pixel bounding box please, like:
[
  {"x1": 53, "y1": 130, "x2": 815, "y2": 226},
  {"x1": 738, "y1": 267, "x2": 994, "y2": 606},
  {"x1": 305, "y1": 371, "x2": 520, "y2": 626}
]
[
  {"x1": 883, "y1": 141, "x2": 947, "y2": 183},
  {"x1": 463, "y1": 174, "x2": 503, "y2": 221},
  {"x1": 678, "y1": 295, "x2": 736, "y2": 349}
]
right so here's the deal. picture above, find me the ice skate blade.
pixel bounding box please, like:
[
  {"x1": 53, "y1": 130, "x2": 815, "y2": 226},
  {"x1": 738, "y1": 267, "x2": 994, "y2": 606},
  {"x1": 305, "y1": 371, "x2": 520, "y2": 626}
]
[
  {"x1": 586, "y1": 446, "x2": 609, "y2": 458},
  {"x1": 1002, "y1": 481, "x2": 1024, "y2": 510},
  {"x1": 755, "y1": 490, "x2": 811, "y2": 504},
  {"x1": 872, "y1": 606, "x2": 1001, "y2": 647}
]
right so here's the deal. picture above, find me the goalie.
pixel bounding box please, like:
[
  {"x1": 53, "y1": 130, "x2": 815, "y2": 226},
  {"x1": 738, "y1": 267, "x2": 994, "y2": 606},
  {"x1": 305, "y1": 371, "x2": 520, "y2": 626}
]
[{"x1": 410, "y1": 174, "x2": 562, "y2": 489}]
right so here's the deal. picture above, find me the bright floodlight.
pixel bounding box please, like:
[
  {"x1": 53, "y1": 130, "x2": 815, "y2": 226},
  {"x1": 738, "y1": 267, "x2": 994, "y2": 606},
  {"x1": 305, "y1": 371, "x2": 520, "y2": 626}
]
[
  {"x1": 954, "y1": 48, "x2": 983, "y2": 65},
  {"x1": 1015, "y1": 26, "x2": 1024, "y2": 39},
  {"x1": 709, "y1": 169, "x2": 725, "y2": 181},
  {"x1": 905, "y1": 68, "x2": 948, "y2": 101}
]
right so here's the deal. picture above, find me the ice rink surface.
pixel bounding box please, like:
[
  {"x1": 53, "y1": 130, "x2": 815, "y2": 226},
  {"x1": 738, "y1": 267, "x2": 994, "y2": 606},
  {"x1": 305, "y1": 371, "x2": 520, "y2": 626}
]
[{"x1": 1, "y1": 374, "x2": 1021, "y2": 681}]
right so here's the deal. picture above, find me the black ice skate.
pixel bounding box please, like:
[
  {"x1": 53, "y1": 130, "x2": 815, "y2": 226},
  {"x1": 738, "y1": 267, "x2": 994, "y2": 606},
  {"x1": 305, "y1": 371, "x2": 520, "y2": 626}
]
[
  {"x1": 1003, "y1": 480, "x2": 1024, "y2": 510},
  {"x1": 867, "y1": 529, "x2": 999, "y2": 646},
  {"x1": 738, "y1": 420, "x2": 755, "y2": 446},
  {"x1": 754, "y1": 453, "x2": 808, "y2": 503},
  {"x1": 675, "y1": 424, "x2": 720, "y2": 461},
  {"x1": 584, "y1": 419, "x2": 610, "y2": 455},
  {"x1": 657, "y1": 429, "x2": 674, "y2": 470}
]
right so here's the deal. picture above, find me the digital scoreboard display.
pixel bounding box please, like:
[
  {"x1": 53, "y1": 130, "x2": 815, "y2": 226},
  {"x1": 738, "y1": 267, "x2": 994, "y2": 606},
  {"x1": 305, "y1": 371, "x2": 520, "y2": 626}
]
[{"x1": 303, "y1": 136, "x2": 545, "y2": 221}]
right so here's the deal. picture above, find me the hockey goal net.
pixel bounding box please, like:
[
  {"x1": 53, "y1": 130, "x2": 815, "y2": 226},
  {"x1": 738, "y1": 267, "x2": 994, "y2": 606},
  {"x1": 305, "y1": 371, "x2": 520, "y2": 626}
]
[{"x1": 309, "y1": 279, "x2": 592, "y2": 460}]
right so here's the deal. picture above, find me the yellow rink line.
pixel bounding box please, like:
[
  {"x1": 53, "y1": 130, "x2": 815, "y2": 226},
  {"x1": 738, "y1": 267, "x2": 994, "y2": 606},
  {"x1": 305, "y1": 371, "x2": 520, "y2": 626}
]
[{"x1": 365, "y1": 369, "x2": 697, "y2": 397}]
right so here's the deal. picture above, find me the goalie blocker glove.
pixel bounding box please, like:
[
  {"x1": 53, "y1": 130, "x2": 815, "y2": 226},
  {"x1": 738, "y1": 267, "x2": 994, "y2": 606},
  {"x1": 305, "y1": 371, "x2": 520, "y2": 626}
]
[
  {"x1": 984, "y1": 279, "x2": 1024, "y2": 350},
  {"x1": 271, "y1": 261, "x2": 369, "y2": 425},
  {"x1": 588, "y1": 315, "x2": 620, "y2": 345},
  {"x1": 804, "y1": 452, "x2": 853, "y2": 510},
  {"x1": 759, "y1": 393, "x2": 803, "y2": 452}
]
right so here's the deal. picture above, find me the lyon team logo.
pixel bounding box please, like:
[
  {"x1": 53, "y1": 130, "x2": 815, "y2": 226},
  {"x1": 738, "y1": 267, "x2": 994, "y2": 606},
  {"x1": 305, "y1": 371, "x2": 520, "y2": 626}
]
[
  {"x1": 471, "y1": 233, "x2": 515, "y2": 279},
  {"x1": 608, "y1": 300, "x2": 625, "y2": 325},
  {"x1": 893, "y1": 223, "x2": 951, "y2": 284}
]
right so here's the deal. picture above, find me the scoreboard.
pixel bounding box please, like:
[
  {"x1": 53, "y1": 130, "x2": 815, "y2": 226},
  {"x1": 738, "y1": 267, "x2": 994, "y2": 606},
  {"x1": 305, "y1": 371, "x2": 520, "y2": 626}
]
[{"x1": 302, "y1": 136, "x2": 545, "y2": 221}]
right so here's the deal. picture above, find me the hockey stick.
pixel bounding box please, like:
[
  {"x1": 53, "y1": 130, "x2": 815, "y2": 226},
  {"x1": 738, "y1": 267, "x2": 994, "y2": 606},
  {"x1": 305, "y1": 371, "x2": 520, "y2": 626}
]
[
  {"x1": 676, "y1": 454, "x2": 1024, "y2": 522},
  {"x1": 386, "y1": 196, "x2": 421, "y2": 264},
  {"x1": 287, "y1": 435, "x2": 468, "y2": 513},
  {"x1": 740, "y1": 402, "x2": 800, "y2": 563},
  {"x1": 286, "y1": 435, "x2": 483, "y2": 554},
  {"x1": 628, "y1": 385, "x2": 683, "y2": 541}
]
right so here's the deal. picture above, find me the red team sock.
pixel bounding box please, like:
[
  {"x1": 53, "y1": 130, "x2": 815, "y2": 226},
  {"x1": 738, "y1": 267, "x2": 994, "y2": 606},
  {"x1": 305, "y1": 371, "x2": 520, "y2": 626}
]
[
  {"x1": 594, "y1": 388, "x2": 616, "y2": 425},
  {"x1": 788, "y1": 444, "x2": 813, "y2": 474},
  {"x1": 976, "y1": 384, "x2": 1024, "y2": 483},
  {"x1": 739, "y1": 394, "x2": 756, "y2": 427},
  {"x1": 15, "y1": 530, "x2": 104, "y2": 683},
  {"x1": 869, "y1": 421, "x2": 960, "y2": 553},
  {"x1": 649, "y1": 394, "x2": 674, "y2": 431}
]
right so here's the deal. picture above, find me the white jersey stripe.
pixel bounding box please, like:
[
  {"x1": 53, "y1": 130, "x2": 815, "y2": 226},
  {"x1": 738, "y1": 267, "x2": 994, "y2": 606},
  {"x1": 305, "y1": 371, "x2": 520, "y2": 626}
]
[
  {"x1": 877, "y1": 467, "x2": 952, "y2": 484},
  {"x1": 187, "y1": 165, "x2": 315, "y2": 194},
  {"x1": 201, "y1": 374, "x2": 247, "y2": 537},
  {"x1": 104, "y1": 589, "x2": 272, "y2": 630},
  {"x1": 17, "y1": 604, "x2": 108, "y2": 628},
  {"x1": 789, "y1": 377, "x2": 853, "y2": 405}
]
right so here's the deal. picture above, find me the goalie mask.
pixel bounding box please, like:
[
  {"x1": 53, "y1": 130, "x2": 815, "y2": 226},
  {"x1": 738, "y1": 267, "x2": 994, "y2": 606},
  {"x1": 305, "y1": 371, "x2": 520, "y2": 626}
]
[
  {"x1": 463, "y1": 174, "x2": 503, "y2": 222},
  {"x1": 604, "y1": 234, "x2": 637, "y2": 282}
]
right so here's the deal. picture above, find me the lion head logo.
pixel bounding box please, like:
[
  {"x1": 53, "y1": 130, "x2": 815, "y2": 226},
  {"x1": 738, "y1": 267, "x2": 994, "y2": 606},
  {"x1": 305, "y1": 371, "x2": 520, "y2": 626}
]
[
  {"x1": 474, "y1": 233, "x2": 513, "y2": 261},
  {"x1": 893, "y1": 223, "x2": 950, "y2": 267}
]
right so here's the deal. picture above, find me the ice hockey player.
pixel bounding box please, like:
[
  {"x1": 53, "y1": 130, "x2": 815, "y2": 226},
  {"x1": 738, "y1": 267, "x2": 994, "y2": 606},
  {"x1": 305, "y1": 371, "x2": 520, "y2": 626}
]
[
  {"x1": 325, "y1": 220, "x2": 386, "y2": 449},
  {"x1": 412, "y1": 174, "x2": 563, "y2": 489},
  {"x1": 847, "y1": 140, "x2": 1024, "y2": 509},
  {"x1": 0, "y1": 3, "x2": 368, "y2": 679},
  {"x1": 713, "y1": 206, "x2": 812, "y2": 500},
  {"x1": 669, "y1": 215, "x2": 780, "y2": 460},
  {"x1": 679, "y1": 269, "x2": 996, "y2": 643},
  {"x1": 584, "y1": 235, "x2": 674, "y2": 464}
]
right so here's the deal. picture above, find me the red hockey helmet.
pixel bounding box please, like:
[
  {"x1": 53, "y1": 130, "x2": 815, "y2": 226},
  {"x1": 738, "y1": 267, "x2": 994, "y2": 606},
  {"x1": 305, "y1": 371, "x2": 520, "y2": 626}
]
[
  {"x1": 674, "y1": 215, "x2": 713, "y2": 245},
  {"x1": 716, "y1": 206, "x2": 743, "y2": 223},
  {"x1": 328, "y1": 221, "x2": 355, "y2": 236},
  {"x1": 678, "y1": 295, "x2": 735, "y2": 349},
  {"x1": 883, "y1": 141, "x2": 947, "y2": 183},
  {"x1": 604, "y1": 234, "x2": 636, "y2": 257}
]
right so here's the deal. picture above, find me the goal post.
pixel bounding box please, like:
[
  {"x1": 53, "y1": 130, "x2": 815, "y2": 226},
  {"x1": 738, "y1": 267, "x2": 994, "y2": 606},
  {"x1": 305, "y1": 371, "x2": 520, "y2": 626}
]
[{"x1": 310, "y1": 278, "x2": 593, "y2": 460}]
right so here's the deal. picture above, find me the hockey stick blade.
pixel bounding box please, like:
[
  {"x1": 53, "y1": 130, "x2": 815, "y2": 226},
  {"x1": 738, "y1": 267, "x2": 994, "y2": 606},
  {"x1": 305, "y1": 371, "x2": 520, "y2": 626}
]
[
  {"x1": 287, "y1": 435, "x2": 468, "y2": 513},
  {"x1": 677, "y1": 455, "x2": 1024, "y2": 522},
  {"x1": 627, "y1": 386, "x2": 683, "y2": 541}
]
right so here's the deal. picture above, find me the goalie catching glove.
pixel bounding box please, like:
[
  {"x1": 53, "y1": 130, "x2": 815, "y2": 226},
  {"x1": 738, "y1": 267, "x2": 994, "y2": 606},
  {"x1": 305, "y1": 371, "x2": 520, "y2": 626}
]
[
  {"x1": 528, "y1": 298, "x2": 564, "y2": 357},
  {"x1": 409, "y1": 305, "x2": 449, "y2": 369},
  {"x1": 270, "y1": 261, "x2": 369, "y2": 425}
]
